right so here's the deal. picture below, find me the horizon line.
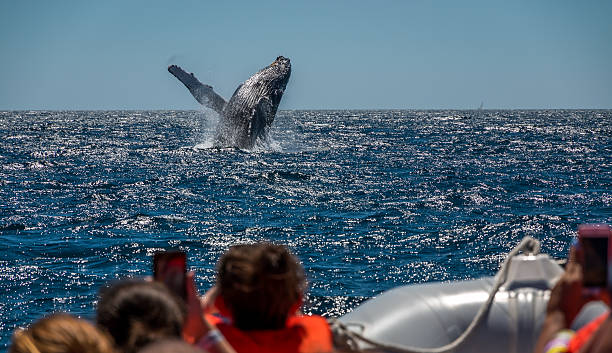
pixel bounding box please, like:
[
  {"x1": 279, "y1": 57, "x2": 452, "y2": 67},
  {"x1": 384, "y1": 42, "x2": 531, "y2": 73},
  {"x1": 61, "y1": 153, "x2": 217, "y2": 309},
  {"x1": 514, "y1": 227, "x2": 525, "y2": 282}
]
[{"x1": 2, "y1": 107, "x2": 612, "y2": 112}]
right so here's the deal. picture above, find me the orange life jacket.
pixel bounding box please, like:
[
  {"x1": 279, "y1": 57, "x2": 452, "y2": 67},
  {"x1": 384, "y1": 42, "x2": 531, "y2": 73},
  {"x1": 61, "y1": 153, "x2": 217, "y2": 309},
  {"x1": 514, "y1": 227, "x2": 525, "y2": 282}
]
[
  {"x1": 568, "y1": 312, "x2": 609, "y2": 352},
  {"x1": 206, "y1": 314, "x2": 333, "y2": 353}
]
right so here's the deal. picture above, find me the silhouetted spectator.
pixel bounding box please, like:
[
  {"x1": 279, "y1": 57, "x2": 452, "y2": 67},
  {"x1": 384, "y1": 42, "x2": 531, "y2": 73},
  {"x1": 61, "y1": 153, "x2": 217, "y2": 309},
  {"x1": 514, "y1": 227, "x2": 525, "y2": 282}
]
[
  {"x1": 534, "y1": 224, "x2": 612, "y2": 353},
  {"x1": 9, "y1": 313, "x2": 114, "y2": 353},
  {"x1": 97, "y1": 279, "x2": 185, "y2": 353},
  {"x1": 204, "y1": 242, "x2": 333, "y2": 353}
]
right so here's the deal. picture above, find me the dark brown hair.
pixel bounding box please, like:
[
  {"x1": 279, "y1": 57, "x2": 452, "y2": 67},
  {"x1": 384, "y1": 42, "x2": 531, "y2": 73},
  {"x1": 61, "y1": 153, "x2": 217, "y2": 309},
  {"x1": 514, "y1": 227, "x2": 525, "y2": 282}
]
[
  {"x1": 10, "y1": 313, "x2": 114, "y2": 353},
  {"x1": 96, "y1": 279, "x2": 185, "y2": 353},
  {"x1": 217, "y1": 242, "x2": 306, "y2": 330}
]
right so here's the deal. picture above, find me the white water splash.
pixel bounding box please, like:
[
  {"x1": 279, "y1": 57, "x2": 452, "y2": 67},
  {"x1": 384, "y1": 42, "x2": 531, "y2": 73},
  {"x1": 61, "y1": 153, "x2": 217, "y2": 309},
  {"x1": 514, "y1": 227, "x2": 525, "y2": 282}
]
[
  {"x1": 193, "y1": 107, "x2": 221, "y2": 149},
  {"x1": 248, "y1": 133, "x2": 282, "y2": 153},
  {"x1": 194, "y1": 115, "x2": 284, "y2": 153}
]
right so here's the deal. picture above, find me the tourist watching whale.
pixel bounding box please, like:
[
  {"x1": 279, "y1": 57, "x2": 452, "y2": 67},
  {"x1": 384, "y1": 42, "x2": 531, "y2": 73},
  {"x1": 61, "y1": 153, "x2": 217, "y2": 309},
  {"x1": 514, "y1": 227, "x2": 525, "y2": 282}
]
[
  {"x1": 202, "y1": 242, "x2": 334, "y2": 353},
  {"x1": 9, "y1": 313, "x2": 114, "y2": 353},
  {"x1": 96, "y1": 275, "x2": 236, "y2": 353},
  {"x1": 96, "y1": 279, "x2": 186, "y2": 353},
  {"x1": 534, "y1": 224, "x2": 612, "y2": 353}
]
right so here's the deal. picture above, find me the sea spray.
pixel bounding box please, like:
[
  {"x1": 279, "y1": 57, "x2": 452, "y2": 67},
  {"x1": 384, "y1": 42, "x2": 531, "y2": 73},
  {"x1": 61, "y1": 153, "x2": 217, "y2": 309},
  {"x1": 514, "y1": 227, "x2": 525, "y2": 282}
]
[{"x1": 193, "y1": 107, "x2": 221, "y2": 149}]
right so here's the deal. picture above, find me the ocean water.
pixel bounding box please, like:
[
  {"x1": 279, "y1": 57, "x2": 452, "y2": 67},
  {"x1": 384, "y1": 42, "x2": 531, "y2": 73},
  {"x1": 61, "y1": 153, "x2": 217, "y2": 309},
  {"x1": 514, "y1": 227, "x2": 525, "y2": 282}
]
[{"x1": 1, "y1": 110, "x2": 611, "y2": 347}]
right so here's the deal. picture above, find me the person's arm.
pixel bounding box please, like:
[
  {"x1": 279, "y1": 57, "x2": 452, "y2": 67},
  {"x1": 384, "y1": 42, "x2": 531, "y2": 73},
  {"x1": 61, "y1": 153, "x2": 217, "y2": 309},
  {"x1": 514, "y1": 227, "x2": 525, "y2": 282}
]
[
  {"x1": 533, "y1": 311, "x2": 568, "y2": 353},
  {"x1": 533, "y1": 248, "x2": 586, "y2": 353},
  {"x1": 199, "y1": 285, "x2": 220, "y2": 315},
  {"x1": 183, "y1": 272, "x2": 236, "y2": 353}
]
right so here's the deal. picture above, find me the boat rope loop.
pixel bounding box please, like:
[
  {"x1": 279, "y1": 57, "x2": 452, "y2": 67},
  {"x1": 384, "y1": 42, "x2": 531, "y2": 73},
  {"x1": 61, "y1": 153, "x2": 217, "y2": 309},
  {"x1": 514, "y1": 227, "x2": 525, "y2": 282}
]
[{"x1": 329, "y1": 236, "x2": 542, "y2": 353}]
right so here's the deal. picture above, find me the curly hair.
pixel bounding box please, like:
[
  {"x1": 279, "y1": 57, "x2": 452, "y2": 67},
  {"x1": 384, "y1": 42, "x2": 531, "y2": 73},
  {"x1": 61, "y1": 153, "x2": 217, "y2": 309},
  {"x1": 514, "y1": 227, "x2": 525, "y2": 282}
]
[
  {"x1": 10, "y1": 313, "x2": 114, "y2": 353},
  {"x1": 217, "y1": 242, "x2": 306, "y2": 330}
]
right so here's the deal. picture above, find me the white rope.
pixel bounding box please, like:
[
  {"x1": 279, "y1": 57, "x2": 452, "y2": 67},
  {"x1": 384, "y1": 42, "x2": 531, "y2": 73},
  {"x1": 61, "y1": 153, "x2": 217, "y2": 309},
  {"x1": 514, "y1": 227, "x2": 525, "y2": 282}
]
[{"x1": 329, "y1": 236, "x2": 541, "y2": 353}]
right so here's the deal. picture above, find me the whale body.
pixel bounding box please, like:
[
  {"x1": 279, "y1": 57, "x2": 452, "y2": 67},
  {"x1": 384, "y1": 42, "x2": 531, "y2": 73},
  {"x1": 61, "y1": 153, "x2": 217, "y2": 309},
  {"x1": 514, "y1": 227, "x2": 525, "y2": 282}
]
[{"x1": 169, "y1": 56, "x2": 291, "y2": 149}]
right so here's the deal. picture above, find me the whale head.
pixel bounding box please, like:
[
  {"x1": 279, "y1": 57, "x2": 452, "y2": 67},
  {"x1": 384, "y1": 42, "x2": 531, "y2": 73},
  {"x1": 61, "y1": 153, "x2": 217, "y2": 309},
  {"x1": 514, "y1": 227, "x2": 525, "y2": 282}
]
[
  {"x1": 219, "y1": 56, "x2": 292, "y2": 148},
  {"x1": 257, "y1": 56, "x2": 291, "y2": 94},
  {"x1": 227, "y1": 56, "x2": 291, "y2": 109}
]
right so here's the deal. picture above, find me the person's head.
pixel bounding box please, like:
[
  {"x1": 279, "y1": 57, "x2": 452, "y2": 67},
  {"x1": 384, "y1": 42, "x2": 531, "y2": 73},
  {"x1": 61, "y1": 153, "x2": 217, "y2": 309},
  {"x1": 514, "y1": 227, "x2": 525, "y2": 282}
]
[
  {"x1": 217, "y1": 242, "x2": 306, "y2": 330},
  {"x1": 9, "y1": 313, "x2": 114, "y2": 353},
  {"x1": 136, "y1": 339, "x2": 201, "y2": 353},
  {"x1": 96, "y1": 279, "x2": 185, "y2": 353}
]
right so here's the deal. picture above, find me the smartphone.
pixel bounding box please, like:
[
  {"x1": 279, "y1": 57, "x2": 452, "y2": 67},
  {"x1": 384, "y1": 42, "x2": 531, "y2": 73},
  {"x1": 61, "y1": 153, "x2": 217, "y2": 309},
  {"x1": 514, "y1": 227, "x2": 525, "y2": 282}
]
[
  {"x1": 153, "y1": 250, "x2": 187, "y2": 301},
  {"x1": 578, "y1": 224, "x2": 612, "y2": 289}
]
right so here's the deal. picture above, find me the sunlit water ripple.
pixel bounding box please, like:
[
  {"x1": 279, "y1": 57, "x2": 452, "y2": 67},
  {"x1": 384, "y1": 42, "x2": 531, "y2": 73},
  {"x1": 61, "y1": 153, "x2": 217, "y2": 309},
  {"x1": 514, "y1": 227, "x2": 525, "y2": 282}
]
[{"x1": 1, "y1": 110, "x2": 611, "y2": 347}]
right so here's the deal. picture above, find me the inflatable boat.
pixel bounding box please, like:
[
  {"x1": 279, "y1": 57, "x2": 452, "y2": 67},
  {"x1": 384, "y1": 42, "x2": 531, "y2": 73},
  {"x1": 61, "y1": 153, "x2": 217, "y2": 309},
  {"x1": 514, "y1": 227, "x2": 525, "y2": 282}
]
[{"x1": 330, "y1": 237, "x2": 608, "y2": 353}]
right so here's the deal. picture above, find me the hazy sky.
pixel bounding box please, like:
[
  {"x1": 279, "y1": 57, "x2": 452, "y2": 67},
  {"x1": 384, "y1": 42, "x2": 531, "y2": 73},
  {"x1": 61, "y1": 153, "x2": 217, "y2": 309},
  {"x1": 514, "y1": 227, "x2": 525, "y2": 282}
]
[{"x1": 1, "y1": 0, "x2": 610, "y2": 110}]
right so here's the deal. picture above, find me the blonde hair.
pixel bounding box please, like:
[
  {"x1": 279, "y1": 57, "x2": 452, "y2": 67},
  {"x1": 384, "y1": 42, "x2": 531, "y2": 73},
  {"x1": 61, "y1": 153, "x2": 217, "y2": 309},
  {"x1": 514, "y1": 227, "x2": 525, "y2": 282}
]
[{"x1": 10, "y1": 313, "x2": 115, "y2": 353}]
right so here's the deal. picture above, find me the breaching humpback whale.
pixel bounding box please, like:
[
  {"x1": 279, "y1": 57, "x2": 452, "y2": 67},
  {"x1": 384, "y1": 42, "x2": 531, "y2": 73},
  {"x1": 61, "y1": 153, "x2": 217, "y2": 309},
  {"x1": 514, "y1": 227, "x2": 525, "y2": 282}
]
[{"x1": 168, "y1": 56, "x2": 291, "y2": 149}]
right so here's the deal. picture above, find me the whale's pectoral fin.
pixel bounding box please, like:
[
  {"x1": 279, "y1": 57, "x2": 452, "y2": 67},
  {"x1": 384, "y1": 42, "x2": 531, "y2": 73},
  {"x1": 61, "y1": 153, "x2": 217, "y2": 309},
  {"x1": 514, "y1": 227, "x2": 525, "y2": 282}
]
[
  {"x1": 268, "y1": 89, "x2": 284, "y2": 125},
  {"x1": 247, "y1": 97, "x2": 274, "y2": 144},
  {"x1": 168, "y1": 65, "x2": 226, "y2": 115}
]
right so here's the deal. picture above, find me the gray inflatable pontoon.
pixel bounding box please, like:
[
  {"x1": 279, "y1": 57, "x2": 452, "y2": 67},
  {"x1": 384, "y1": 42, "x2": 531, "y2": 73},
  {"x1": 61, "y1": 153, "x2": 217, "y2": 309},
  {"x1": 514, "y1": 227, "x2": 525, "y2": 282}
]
[{"x1": 331, "y1": 237, "x2": 608, "y2": 353}]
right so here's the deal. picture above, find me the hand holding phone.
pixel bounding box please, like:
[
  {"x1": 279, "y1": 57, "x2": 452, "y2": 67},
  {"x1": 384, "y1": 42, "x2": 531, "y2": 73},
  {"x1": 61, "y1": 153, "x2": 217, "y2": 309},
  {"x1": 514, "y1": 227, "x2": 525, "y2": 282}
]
[{"x1": 154, "y1": 250, "x2": 187, "y2": 301}]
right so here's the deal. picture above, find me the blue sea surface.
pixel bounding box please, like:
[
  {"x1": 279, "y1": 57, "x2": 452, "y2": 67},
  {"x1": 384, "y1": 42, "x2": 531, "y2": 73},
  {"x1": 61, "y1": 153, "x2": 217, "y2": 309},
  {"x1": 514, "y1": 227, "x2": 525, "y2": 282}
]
[{"x1": 1, "y1": 110, "x2": 611, "y2": 348}]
